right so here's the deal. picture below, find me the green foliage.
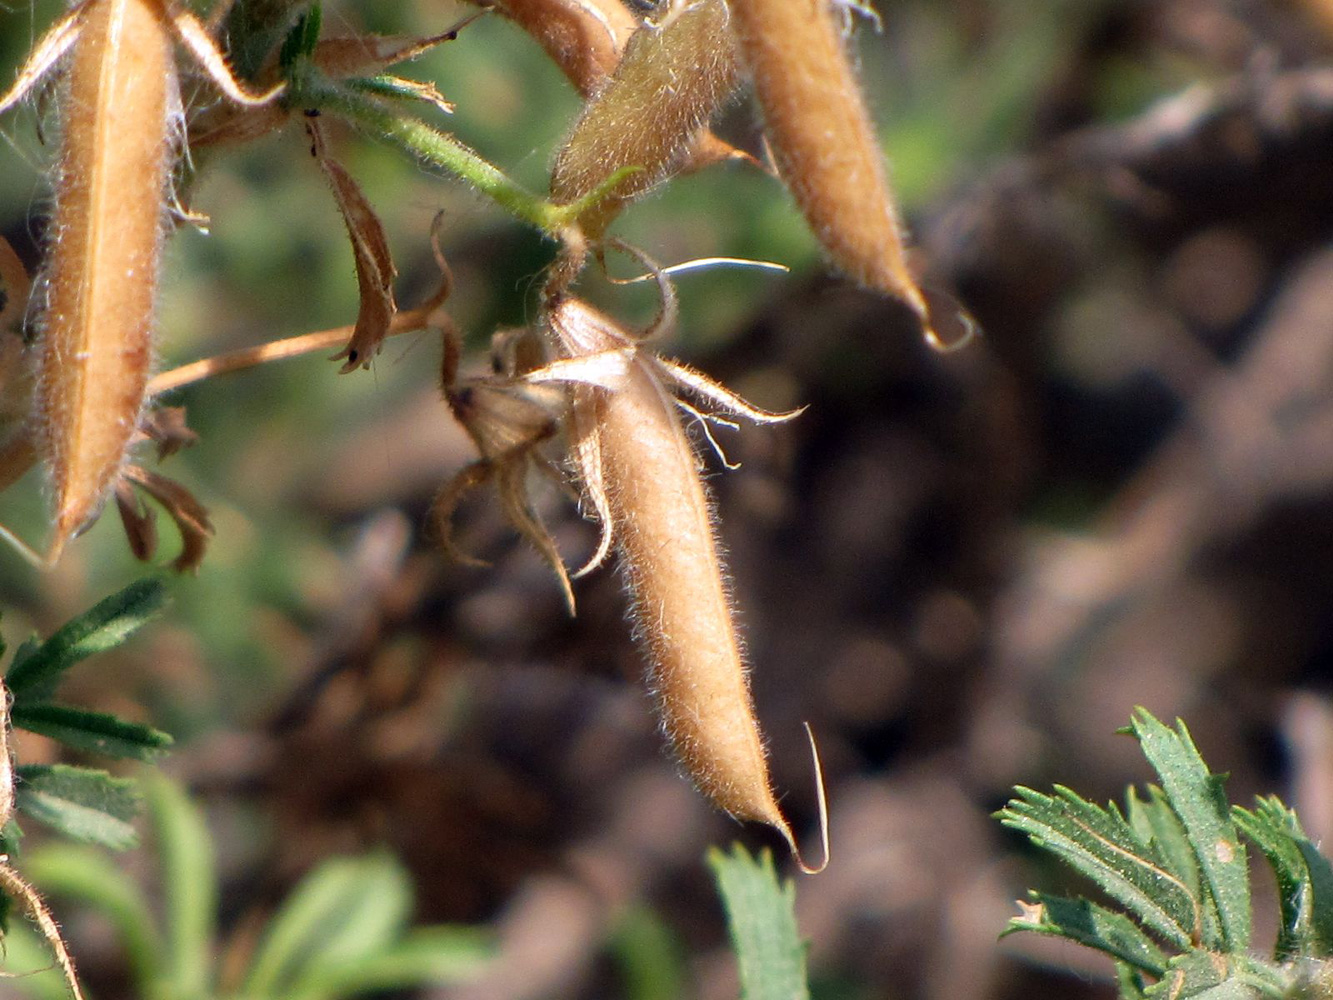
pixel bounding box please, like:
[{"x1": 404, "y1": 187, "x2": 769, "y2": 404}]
[
  {"x1": 709, "y1": 844, "x2": 811, "y2": 1000},
  {"x1": 3, "y1": 773, "x2": 491, "y2": 1000},
  {"x1": 998, "y1": 708, "x2": 1333, "y2": 999},
  {"x1": 3, "y1": 579, "x2": 172, "y2": 849}
]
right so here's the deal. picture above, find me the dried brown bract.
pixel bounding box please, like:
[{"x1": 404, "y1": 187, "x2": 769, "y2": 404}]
[
  {"x1": 433, "y1": 325, "x2": 578, "y2": 613},
  {"x1": 306, "y1": 117, "x2": 398, "y2": 371}
]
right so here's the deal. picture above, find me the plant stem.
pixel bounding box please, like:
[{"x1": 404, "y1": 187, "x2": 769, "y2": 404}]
[{"x1": 292, "y1": 69, "x2": 567, "y2": 232}]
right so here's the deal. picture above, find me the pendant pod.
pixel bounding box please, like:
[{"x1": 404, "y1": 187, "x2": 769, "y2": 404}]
[
  {"x1": 727, "y1": 0, "x2": 934, "y2": 335},
  {"x1": 38, "y1": 0, "x2": 172, "y2": 560},
  {"x1": 550, "y1": 0, "x2": 740, "y2": 239},
  {"x1": 545, "y1": 293, "x2": 821, "y2": 868}
]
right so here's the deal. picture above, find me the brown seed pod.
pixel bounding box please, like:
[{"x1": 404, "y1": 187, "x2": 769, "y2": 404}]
[
  {"x1": 0, "y1": 0, "x2": 280, "y2": 564},
  {"x1": 728, "y1": 0, "x2": 935, "y2": 336},
  {"x1": 550, "y1": 0, "x2": 741, "y2": 240},
  {"x1": 37, "y1": 0, "x2": 175, "y2": 561},
  {"x1": 544, "y1": 286, "x2": 824, "y2": 869}
]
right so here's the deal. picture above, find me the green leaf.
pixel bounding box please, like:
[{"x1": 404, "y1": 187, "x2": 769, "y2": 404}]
[
  {"x1": 1128, "y1": 709, "x2": 1251, "y2": 951},
  {"x1": 243, "y1": 853, "x2": 412, "y2": 998},
  {"x1": 14, "y1": 764, "x2": 140, "y2": 849},
  {"x1": 1233, "y1": 796, "x2": 1333, "y2": 959},
  {"x1": 1142, "y1": 951, "x2": 1278, "y2": 1000},
  {"x1": 284, "y1": 927, "x2": 493, "y2": 1000},
  {"x1": 6, "y1": 580, "x2": 168, "y2": 703},
  {"x1": 1001, "y1": 893, "x2": 1168, "y2": 977},
  {"x1": 1127, "y1": 786, "x2": 1219, "y2": 946},
  {"x1": 8, "y1": 637, "x2": 40, "y2": 679},
  {"x1": 23, "y1": 843, "x2": 163, "y2": 988},
  {"x1": 1116, "y1": 961, "x2": 1150, "y2": 1000},
  {"x1": 278, "y1": 0, "x2": 321, "y2": 73},
  {"x1": 707, "y1": 844, "x2": 810, "y2": 1000},
  {"x1": 998, "y1": 785, "x2": 1199, "y2": 948},
  {"x1": 11, "y1": 703, "x2": 173, "y2": 761},
  {"x1": 146, "y1": 774, "x2": 216, "y2": 1000}
]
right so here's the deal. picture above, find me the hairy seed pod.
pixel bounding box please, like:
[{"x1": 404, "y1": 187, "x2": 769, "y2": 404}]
[
  {"x1": 550, "y1": 0, "x2": 740, "y2": 239},
  {"x1": 546, "y1": 293, "x2": 801, "y2": 852},
  {"x1": 38, "y1": 0, "x2": 172, "y2": 560},
  {"x1": 728, "y1": 0, "x2": 932, "y2": 330}
]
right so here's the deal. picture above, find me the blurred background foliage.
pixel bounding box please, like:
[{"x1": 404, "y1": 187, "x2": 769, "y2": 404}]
[{"x1": 4, "y1": 0, "x2": 1333, "y2": 998}]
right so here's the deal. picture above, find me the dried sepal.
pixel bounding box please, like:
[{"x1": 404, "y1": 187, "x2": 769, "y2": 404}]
[
  {"x1": 113, "y1": 479, "x2": 158, "y2": 561},
  {"x1": 347, "y1": 75, "x2": 454, "y2": 115},
  {"x1": 138, "y1": 406, "x2": 200, "y2": 461},
  {"x1": 550, "y1": 0, "x2": 742, "y2": 239},
  {"x1": 436, "y1": 325, "x2": 577, "y2": 613},
  {"x1": 309, "y1": 28, "x2": 469, "y2": 81},
  {"x1": 0, "y1": 6, "x2": 83, "y2": 115},
  {"x1": 170, "y1": 3, "x2": 285, "y2": 105},
  {"x1": 306, "y1": 118, "x2": 398, "y2": 372},
  {"x1": 728, "y1": 0, "x2": 935, "y2": 337},
  {"x1": 429, "y1": 460, "x2": 494, "y2": 568},
  {"x1": 119, "y1": 465, "x2": 214, "y2": 572}
]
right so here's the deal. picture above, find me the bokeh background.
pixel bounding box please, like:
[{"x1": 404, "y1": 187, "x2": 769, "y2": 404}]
[{"x1": 4, "y1": 0, "x2": 1333, "y2": 997}]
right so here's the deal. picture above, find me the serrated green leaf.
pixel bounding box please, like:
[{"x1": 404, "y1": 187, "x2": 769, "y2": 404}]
[
  {"x1": 244, "y1": 853, "x2": 412, "y2": 997},
  {"x1": 11, "y1": 703, "x2": 173, "y2": 761},
  {"x1": 23, "y1": 843, "x2": 162, "y2": 987},
  {"x1": 1234, "y1": 796, "x2": 1333, "y2": 959},
  {"x1": 6, "y1": 581, "x2": 168, "y2": 703},
  {"x1": 1130, "y1": 710, "x2": 1251, "y2": 951},
  {"x1": 1002, "y1": 893, "x2": 1168, "y2": 976},
  {"x1": 708, "y1": 844, "x2": 810, "y2": 1000},
  {"x1": 145, "y1": 774, "x2": 216, "y2": 1000},
  {"x1": 1145, "y1": 951, "x2": 1229, "y2": 999},
  {"x1": 284, "y1": 927, "x2": 493, "y2": 1000},
  {"x1": 1117, "y1": 961, "x2": 1150, "y2": 1000},
  {"x1": 14, "y1": 764, "x2": 140, "y2": 849},
  {"x1": 1128, "y1": 785, "x2": 1221, "y2": 946},
  {"x1": 999, "y1": 785, "x2": 1199, "y2": 948}
]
